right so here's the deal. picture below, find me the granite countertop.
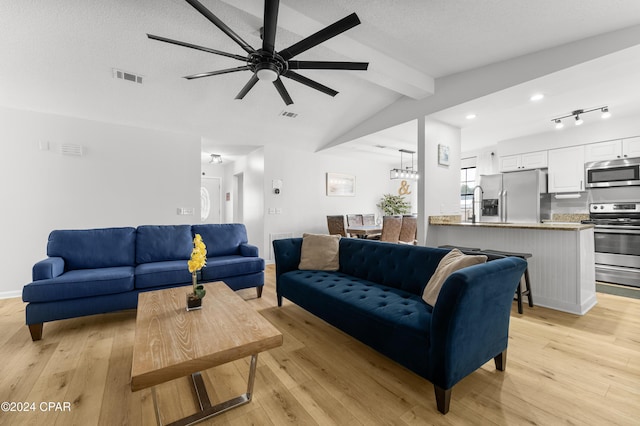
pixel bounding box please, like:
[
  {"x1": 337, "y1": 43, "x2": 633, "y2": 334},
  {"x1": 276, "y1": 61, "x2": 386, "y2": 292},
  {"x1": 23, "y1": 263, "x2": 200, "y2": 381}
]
[{"x1": 429, "y1": 219, "x2": 593, "y2": 231}]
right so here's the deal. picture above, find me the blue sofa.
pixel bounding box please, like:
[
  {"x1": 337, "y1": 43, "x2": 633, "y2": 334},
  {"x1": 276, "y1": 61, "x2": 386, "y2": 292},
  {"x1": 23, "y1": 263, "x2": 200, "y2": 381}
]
[
  {"x1": 272, "y1": 237, "x2": 527, "y2": 414},
  {"x1": 23, "y1": 223, "x2": 264, "y2": 341}
]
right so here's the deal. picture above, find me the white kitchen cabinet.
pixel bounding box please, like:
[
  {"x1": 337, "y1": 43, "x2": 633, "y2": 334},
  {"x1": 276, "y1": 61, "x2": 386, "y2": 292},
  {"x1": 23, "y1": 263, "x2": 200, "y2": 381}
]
[
  {"x1": 499, "y1": 151, "x2": 547, "y2": 172},
  {"x1": 585, "y1": 137, "x2": 640, "y2": 162},
  {"x1": 584, "y1": 140, "x2": 622, "y2": 162},
  {"x1": 623, "y1": 136, "x2": 640, "y2": 158},
  {"x1": 548, "y1": 146, "x2": 585, "y2": 192}
]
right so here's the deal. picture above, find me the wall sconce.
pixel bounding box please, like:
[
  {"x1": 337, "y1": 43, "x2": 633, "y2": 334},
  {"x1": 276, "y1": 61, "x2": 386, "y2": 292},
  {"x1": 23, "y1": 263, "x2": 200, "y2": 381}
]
[{"x1": 551, "y1": 106, "x2": 610, "y2": 129}]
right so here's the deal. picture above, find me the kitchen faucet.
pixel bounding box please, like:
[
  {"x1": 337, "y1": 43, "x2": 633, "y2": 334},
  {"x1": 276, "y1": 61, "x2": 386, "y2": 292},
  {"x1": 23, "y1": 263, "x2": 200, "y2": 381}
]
[{"x1": 471, "y1": 185, "x2": 483, "y2": 224}]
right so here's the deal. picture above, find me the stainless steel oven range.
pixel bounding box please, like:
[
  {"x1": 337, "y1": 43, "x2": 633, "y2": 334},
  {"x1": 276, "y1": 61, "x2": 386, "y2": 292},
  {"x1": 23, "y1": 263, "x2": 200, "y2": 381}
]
[{"x1": 582, "y1": 202, "x2": 640, "y2": 287}]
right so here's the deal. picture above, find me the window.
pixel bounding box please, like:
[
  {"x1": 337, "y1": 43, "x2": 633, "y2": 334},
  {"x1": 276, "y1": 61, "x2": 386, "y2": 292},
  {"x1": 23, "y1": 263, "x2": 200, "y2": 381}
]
[{"x1": 460, "y1": 167, "x2": 476, "y2": 221}]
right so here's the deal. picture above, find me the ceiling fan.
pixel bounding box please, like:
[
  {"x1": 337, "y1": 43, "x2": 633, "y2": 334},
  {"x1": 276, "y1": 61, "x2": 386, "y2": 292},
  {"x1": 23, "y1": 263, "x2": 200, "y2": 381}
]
[{"x1": 148, "y1": 0, "x2": 369, "y2": 105}]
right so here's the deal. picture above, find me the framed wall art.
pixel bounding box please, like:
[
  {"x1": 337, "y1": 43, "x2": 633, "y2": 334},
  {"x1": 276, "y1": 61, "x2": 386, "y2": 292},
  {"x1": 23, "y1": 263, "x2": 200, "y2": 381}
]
[
  {"x1": 326, "y1": 173, "x2": 356, "y2": 196},
  {"x1": 438, "y1": 144, "x2": 450, "y2": 166}
]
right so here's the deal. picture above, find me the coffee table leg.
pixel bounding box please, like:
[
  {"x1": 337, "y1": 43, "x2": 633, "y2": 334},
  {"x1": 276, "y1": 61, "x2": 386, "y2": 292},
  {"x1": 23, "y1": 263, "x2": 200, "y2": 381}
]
[{"x1": 155, "y1": 354, "x2": 259, "y2": 426}]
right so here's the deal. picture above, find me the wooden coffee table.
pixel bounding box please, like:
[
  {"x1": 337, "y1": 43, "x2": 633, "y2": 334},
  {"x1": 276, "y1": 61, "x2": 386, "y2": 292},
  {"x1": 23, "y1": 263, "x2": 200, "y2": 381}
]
[{"x1": 131, "y1": 282, "x2": 283, "y2": 426}]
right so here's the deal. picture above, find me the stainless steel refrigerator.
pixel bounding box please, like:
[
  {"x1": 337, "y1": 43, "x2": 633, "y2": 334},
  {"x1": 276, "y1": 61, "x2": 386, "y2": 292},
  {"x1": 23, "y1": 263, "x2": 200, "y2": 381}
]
[{"x1": 477, "y1": 169, "x2": 551, "y2": 223}]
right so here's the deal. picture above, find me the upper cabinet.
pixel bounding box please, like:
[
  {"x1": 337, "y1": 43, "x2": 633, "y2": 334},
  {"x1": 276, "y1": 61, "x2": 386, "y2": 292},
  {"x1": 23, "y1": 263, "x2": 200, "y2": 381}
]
[
  {"x1": 585, "y1": 137, "x2": 640, "y2": 162},
  {"x1": 548, "y1": 146, "x2": 585, "y2": 193},
  {"x1": 623, "y1": 136, "x2": 640, "y2": 158},
  {"x1": 499, "y1": 151, "x2": 548, "y2": 172}
]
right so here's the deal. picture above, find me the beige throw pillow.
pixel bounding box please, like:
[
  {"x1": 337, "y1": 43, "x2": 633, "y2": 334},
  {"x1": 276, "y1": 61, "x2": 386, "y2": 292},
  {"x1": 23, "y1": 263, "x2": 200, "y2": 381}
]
[
  {"x1": 298, "y1": 233, "x2": 341, "y2": 271},
  {"x1": 422, "y1": 248, "x2": 488, "y2": 307}
]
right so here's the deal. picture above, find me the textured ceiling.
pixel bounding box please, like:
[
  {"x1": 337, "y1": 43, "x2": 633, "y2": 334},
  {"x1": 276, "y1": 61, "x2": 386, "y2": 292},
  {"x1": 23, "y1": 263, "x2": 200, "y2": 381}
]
[{"x1": 2, "y1": 0, "x2": 640, "y2": 164}]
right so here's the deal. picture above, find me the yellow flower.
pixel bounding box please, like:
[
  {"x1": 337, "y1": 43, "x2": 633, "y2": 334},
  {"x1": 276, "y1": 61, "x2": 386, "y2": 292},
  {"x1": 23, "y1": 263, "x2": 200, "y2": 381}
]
[{"x1": 188, "y1": 234, "x2": 208, "y2": 273}]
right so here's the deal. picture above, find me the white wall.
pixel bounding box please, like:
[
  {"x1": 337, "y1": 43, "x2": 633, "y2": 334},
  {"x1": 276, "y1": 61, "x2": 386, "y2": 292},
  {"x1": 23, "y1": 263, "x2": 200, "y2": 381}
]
[
  {"x1": 262, "y1": 145, "x2": 402, "y2": 260},
  {"x1": 423, "y1": 119, "x2": 462, "y2": 215},
  {"x1": 421, "y1": 118, "x2": 462, "y2": 245},
  {"x1": 0, "y1": 106, "x2": 200, "y2": 297},
  {"x1": 221, "y1": 148, "x2": 265, "y2": 255}
]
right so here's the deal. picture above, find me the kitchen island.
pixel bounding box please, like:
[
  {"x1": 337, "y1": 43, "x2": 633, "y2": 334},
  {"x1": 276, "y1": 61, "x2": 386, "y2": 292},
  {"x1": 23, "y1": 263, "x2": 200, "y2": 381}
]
[{"x1": 426, "y1": 218, "x2": 596, "y2": 315}]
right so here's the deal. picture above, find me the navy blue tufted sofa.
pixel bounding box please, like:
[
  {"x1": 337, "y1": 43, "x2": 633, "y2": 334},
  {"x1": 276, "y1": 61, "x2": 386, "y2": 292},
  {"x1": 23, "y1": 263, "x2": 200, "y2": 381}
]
[
  {"x1": 23, "y1": 223, "x2": 264, "y2": 341},
  {"x1": 272, "y1": 237, "x2": 527, "y2": 414}
]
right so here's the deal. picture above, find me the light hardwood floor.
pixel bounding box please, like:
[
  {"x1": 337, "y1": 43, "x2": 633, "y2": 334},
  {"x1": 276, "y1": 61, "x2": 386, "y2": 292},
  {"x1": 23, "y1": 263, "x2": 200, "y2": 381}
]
[{"x1": 1, "y1": 265, "x2": 639, "y2": 425}]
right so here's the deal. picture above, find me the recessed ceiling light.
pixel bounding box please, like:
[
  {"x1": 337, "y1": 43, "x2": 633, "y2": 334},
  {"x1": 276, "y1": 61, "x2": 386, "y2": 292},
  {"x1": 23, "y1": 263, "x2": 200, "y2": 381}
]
[
  {"x1": 465, "y1": 113, "x2": 476, "y2": 120},
  {"x1": 530, "y1": 93, "x2": 544, "y2": 102}
]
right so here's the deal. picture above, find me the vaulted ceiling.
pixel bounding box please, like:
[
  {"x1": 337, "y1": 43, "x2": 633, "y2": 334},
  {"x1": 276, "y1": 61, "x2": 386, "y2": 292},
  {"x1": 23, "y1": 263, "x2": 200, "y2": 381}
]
[{"x1": 2, "y1": 1, "x2": 640, "y2": 165}]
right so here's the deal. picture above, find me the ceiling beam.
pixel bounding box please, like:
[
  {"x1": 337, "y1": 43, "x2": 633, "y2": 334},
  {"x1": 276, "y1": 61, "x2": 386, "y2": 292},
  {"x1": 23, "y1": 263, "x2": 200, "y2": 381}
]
[
  {"x1": 319, "y1": 23, "x2": 640, "y2": 151},
  {"x1": 218, "y1": 0, "x2": 434, "y2": 99}
]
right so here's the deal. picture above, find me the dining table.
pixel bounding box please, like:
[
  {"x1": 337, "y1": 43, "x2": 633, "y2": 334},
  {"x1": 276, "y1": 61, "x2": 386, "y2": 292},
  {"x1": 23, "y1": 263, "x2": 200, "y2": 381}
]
[{"x1": 347, "y1": 225, "x2": 383, "y2": 239}]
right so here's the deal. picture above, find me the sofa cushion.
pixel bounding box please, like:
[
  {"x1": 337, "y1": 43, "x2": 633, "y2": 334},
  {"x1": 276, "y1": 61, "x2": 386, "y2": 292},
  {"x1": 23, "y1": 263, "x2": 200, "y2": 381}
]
[
  {"x1": 200, "y1": 255, "x2": 265, "y2": 281},
  {"x1": 299, "y1": 233, "x2": 340, "y2": 271},
  {"x1": 22, "y1": 266, "x2": 135, "y2": 303},
  {"x1": 422, "y1": 248, "x2": 488, "y2": 307},
  {"x1": 338, "y1": 239, "x2": 445, "y2": 296},
  {"x1": 134, "y1": 260, "x2": 193, "y2": 289},
  {"x1": 47, "y1": 227, "x2": 136, "y2": 270},
  {"x1": 192, "y1": 224, "x2": 248, "y2": 257},
  {"x1": 279, "y1": 270, "x2": 432, "y2": 338},
  {"x1": 136, "y1": 225, "x2": 193, "y2": 264}
]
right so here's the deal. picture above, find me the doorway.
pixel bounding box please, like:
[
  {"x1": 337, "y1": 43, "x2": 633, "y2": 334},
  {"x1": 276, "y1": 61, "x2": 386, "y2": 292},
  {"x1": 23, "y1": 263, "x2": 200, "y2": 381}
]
[{"x1": 233, "y1": 172, "x2": 244, "y2": 223}]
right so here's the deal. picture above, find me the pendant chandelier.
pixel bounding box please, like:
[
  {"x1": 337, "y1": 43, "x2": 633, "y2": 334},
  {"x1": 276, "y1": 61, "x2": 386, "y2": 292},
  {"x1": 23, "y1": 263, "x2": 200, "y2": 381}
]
[{"x1": 390, "y1": 149, "x2": 419, "y2": 180}]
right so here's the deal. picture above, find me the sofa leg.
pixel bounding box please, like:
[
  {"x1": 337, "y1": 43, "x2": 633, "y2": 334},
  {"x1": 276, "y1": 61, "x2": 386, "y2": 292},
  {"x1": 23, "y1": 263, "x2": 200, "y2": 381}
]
[
  {"x1": 434, "y1": 385, "x2": 451, "y2": 414},
  {"x1": 277, "y1": 295, "x2": 282, "y2": 307},
  {"x1": 28, "y1": 323, "x2": 43, "y2": 341},
  {"x1": 256, "y1": 286, "x2": 263, "y2": 298},
  {"x1": 494, "y1": 349, "x2": 507, "y2": 371}
]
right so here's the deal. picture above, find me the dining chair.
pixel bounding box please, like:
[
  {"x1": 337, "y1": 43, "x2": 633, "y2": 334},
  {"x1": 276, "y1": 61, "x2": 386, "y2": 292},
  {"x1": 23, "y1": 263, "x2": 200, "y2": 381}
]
[
  {"x1": 398, "y1": 215, "x2": 418, "y2": 245},
  {"x1": 346, "y1": 214, "x2": 364, "y2": 227},
  {"x1": 327, "y1": 215, "x2": 348, "y2": 237},
  {"x1": 380, "y1": 215, "x2": 402, "y2": 243},
  {"x1": 362, "y1": 214, "x2": 376, "y2": 226}
]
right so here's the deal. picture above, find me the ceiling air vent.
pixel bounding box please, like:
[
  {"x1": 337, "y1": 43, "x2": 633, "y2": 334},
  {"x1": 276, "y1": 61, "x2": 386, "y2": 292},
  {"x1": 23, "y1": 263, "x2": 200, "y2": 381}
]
[
  {"x1": 279, "y1": 110, "x2": 298, "y2": 119},
  {"x1": 112, "y1": 68, "x2": 143, "y2": 84},
  {"x1": 59, "y1": 144, "x2": 84, "y2": 156}
]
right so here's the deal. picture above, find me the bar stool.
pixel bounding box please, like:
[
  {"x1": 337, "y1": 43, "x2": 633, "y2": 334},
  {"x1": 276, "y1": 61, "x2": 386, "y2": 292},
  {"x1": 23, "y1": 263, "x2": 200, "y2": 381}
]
[
  {"x1": 438, "y1": 245, "x2": 481, "y2": 252},
  {"x1": 481, "y1": 249, "x2": 533, "y2": 314}
]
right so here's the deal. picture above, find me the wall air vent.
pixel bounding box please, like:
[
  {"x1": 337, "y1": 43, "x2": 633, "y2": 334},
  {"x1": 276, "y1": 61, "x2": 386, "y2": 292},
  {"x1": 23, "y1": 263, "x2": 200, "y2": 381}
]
[
  {"x1": 59, "y1": 144, "x2": 84, "y2": 156},
  {"x1": 112, "y1": 68, "x2": 143, "y2": 84},
  {"x1": 279, "y1": 110, "x2": 298, "y2": 118}
]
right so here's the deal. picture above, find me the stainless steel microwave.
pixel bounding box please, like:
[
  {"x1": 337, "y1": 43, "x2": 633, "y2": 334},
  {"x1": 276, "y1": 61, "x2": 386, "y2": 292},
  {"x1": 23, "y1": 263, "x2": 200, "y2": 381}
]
[{"x1": 585, "y1": 158, "x2": 640, "y2": 188}]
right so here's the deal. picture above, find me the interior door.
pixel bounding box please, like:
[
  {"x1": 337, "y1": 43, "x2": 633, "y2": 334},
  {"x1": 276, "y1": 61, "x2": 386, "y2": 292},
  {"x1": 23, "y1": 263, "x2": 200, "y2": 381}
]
[{"x1": 200, "y1": 177, "x2": 221, "y2": 223}]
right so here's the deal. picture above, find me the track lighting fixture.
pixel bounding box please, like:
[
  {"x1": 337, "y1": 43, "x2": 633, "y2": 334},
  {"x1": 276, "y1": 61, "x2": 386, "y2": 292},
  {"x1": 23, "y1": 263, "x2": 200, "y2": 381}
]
[
  {"x1": 390, "y1": 149, "x2": 419, "y2": 180},
  {"x1": 209, "y1": 154, "x2": 223, "y2": 164},
  {"x1": 551, "y1": 106, "x2": 610, "y2": 129}
]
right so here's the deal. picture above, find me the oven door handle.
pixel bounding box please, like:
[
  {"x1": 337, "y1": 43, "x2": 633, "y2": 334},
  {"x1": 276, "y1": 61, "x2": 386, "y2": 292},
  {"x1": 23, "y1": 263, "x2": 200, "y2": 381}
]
[{"x1": 594, "y1": 226, "x2": 640, "y2": 235}]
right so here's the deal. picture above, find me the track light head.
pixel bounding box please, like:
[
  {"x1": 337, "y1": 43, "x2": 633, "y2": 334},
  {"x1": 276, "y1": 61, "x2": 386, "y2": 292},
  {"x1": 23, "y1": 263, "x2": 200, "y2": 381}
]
[
  {"x1": 601, "y1": 107, "x2": 611, "y2": 119},
  {"x1": 575, "y1": 115, "x2": 583, "y2": 126},
  {"x1": 554, "y1": 119, "x2": 564, "y2": 129}
]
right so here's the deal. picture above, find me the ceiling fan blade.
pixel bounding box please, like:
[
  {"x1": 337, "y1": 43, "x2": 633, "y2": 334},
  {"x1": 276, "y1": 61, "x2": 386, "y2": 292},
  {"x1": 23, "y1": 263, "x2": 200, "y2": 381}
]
[
  {"x1": 282, "y1": 71, "x2": 338, "y2": 97},
  {"x1": 288, "y1": 60, "x2": 368, "y2": 71},
  {"x1": 235, "y1": 74, "x2": 259, "y2": 99},
  {"x1": 279, "y1": 13, "x2": 361, "y2": 61},
  {"x1": 147, "y1": 34, "x2": 248, "y2": 62},
  {"x1": 273, "y1": 78, "x2": 293, "y2": 105},
  {"x1": 262, "y1": 0, "x2": 279, "y2": 54},
  {"x1": 184, "y1": 66, "x2": 251, "y2": 80},
  {"x1": 184, "y1": 0, "x2": 255, "y2": 54}
]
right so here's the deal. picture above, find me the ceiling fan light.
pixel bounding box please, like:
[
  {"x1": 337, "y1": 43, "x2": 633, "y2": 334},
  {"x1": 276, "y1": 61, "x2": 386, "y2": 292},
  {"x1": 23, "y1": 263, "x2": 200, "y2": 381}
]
[{"x1": 256, "y1": 68, "x2": 278, "y2": 82}]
